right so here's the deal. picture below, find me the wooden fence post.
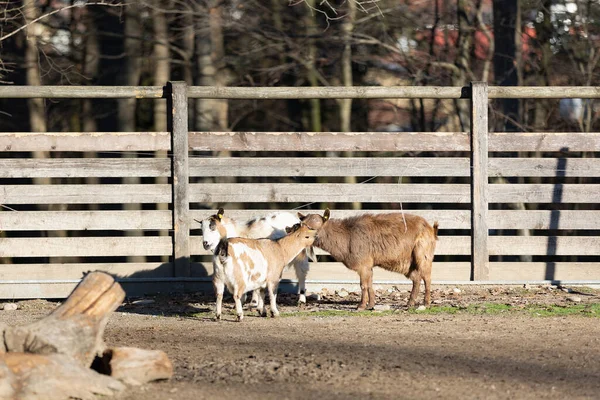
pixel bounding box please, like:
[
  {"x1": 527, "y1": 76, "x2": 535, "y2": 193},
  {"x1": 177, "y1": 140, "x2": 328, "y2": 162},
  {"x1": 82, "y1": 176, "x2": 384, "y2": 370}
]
[
  {"x1": 470, "y1": 82, "x2": 489, "y2": 280},
  {"x1": 167, "y1": 81, "x2": 190, "y2": 278}
]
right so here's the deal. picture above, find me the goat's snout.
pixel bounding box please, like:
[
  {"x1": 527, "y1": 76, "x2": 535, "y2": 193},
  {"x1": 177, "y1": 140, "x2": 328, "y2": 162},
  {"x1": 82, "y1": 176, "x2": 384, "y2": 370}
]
[{"x1": 203, "y1": 241, "x2": 210, "y2": 250}]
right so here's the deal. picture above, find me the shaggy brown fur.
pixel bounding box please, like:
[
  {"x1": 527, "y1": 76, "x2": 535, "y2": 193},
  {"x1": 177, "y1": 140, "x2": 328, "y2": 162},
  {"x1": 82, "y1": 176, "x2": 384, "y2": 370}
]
[{"x1": 299, "y1": 209, "x2": 438, "y2": 310}]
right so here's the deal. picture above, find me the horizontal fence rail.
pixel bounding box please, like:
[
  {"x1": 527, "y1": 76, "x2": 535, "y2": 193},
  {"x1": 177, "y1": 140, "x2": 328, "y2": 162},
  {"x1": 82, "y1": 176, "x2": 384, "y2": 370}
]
[
  {"x1": 1, "y1": 82, "x2": 599, "y2": 299},
  {"x1": 4, "y1": 85, "x2": 600, "y2": 99}
]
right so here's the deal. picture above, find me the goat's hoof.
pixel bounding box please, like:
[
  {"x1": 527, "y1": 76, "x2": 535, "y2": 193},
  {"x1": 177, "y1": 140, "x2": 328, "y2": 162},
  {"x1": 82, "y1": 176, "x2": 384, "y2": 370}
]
[
  {"x1": 356, "y1": 305, "x2": 367, "y2": 311},
  {"x1": 270, "y1": 311, "x2": 280, "y2": 318},
  {"x1": 236, "y1": 314, "x2": 244, "y2": 322},
  {"x1": 298, "y1": 294, "x2": 307, "y2": 304},
  {"x1": 215, "y1": 314, "x2": 222, "y2": 321}
]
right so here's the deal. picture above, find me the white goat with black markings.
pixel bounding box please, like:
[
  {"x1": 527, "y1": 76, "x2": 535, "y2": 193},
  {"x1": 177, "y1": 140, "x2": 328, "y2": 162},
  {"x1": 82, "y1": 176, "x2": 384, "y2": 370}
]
[
  {"x1": 214, "y1": 223, "x2": 317, "y2": 321},
  {"x1": 200, "y1": 209, "x2": 315, "y2": 304}
]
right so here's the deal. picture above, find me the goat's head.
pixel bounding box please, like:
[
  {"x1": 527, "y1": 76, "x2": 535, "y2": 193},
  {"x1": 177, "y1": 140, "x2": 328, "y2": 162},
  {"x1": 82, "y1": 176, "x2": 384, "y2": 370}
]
[
  {"x1": 297, "y1": 208, "x2": 330, "y2": 231},
  {"x1": 285, "y1": 223, "x2": 318, "y2": 247},
  {"x1": 200, "y1": 208, "x2": 226, "y2": 251}
]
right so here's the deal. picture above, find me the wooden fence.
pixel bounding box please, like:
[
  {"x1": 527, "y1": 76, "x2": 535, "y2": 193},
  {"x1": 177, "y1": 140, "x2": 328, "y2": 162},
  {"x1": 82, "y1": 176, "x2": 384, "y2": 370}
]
[{"x1": 0, "y1": 82, "x2": 599, "y2": 298}]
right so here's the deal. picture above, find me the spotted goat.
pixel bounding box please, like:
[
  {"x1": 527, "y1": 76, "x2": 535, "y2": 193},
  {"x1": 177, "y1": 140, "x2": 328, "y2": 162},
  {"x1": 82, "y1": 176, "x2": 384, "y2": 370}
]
[
  {"x1": 213, "y1": 223, "x2": 317, "y2": 321},
  {"x1": 200, "y1": 209, "x2": 314, "y2": 304}
]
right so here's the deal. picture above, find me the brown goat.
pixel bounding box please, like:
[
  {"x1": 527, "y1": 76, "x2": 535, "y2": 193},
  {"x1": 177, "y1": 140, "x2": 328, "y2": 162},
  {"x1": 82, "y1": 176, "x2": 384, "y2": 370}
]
[{"x1": 299, "y1": 209, "x2": 438, "y2": 310}]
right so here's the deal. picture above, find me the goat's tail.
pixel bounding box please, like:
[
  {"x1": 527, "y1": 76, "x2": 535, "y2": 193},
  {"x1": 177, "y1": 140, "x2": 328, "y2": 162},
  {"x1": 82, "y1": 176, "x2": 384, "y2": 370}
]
[{"x1": 432, "y1": 222, "x2": 439, "y2": 240}]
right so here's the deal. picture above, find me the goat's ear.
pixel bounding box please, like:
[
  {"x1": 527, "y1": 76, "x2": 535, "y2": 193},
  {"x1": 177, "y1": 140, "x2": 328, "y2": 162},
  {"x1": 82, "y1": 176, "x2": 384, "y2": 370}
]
[
  {"x1": 216, "y1": 208, "x2": 224, "y2": 221},
  {"x1": 297, "y1": 212, "x2": 306, "y2": 220},
  {"x1": 323, "y1": 208, "x2": 330, "y2": 221},
  {"x1": 285, "y1": 225, "x2": 293, "y2": 234}
]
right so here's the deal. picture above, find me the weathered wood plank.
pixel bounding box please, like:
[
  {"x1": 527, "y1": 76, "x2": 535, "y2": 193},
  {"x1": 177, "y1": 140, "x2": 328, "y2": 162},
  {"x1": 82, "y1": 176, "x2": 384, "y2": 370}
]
[
  {"x1": 193, "y1": 235, "x2": 600, "y2": 257},
  {"x1": 0, "y1": 184, "x2": 171, "y2": 204},
  {"x1": 191, "y1": 236, "x2": 471, "y2": 256},
  {"x1": 488, "y1": 262, "x2": 600, "y2": 281},
  {"x1": 190, "y1": 209, "x2": 470, "y2": 229},
  {"x1": 192, "y1": 209, "x2": 600, "y2": 230},
  {"x1": 0, "y1": 237, "x2": 173, "y2": 257},
  {"x1": 3, "y1": 85, "x2": 600, "y2": 101},
  {"x1": 470, "y1": 82, "x2": 489, "y2": 280},
  {"x1": 189, "y1": 183, "x2": 471, "y2": 203},
  {"x1": 188, "y1": 132, "x2": 470, "y2": 152},
  {"x1": 489, "y1": 210, "x2": 600, "y2": 230},
  {"x1": 168, "y1": 81, "x2": 191, "y2": 278},
  {"x1": 0, "y1": 263, "x2": 175, "y2": 280},
  {"x1": 194, "y1": 260, "x2": 471, "y2": 281},
  {"x1": 0, "y1": 159, "x2": 171, "y2": 178},
  {"x1": 0, "y1": 132, "x2": 171, "y2": 152},
  {"x1": 489, "y1": 184, "x2": 600, "y2": 203},
  {"x1": 283, "y1": 262, "x2": 473, "y2": 282},
  {"x1": 189, "y1": 157, "x2": 470, "y2": 177},
  {"x1": 489, "y1": 236, "x2": 600, "y2": 256},
  {"x1": 488, "y1": 86, "x2": 600, "y2": 99},
  {"x1": 489, "y1": 158, "x2": 600, "y2": 177},
  {"x1": 489, "y1": 132, "x2": 600, "y2": 152},
  {"x1": 0, "y1": 210, "x2": 172, "y2": 231},
  {"x1": 188, "y1": 86, "x2": 467, "y2": 99},
  {"x1": 0, "y1": 86, "x2": 164, "y2": 99}
]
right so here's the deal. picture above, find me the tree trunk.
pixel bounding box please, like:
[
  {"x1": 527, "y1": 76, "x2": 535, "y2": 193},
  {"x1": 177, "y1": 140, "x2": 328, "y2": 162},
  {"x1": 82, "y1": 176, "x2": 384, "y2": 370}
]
[
  {"x1": 152, "y1": 3, "x2": 171, "y2": 261},
  {"x1": 195, "y1": 1, "x2": 228, "y2": 132},
  {"x1": 340, "y1": 0, "x2": 360, "y2": 210},
  {"x1": 493, "y1": 0, "x2": 520, "y2": 132},
  {"x1": 82, "y1": 7, "x2": 100, "y2": 214},
  {"x1": 454, "y1": 0, "x2": 472, "y2": 131},
  {"x1": 304, "y1": 0, "x2": 321, "y2": 133},
  {"x1": 119, "y1": 4, "x2": 144, "y2": 262},
  {"x1": 153, "y1": 3, "x2": 170, "y2": 133}
]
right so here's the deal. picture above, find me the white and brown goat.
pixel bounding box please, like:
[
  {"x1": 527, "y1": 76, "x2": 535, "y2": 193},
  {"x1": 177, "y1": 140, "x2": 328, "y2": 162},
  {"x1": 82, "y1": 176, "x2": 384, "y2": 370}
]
[
  {"x1": 299, "y1": 209, "x2": 438, "y2": 310},
  {"x1": 213, "y1": 223, "x2": 317, "y2": 321},
  {"x1": 200, "y1": 209, "x2": 313, "y2": 304}
]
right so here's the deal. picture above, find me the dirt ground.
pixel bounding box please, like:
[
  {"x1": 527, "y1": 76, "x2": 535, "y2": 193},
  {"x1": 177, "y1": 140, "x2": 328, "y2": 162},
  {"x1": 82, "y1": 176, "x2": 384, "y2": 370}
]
[{"x1": 1, "y1": 285, "x2": 599, "y2": 400}]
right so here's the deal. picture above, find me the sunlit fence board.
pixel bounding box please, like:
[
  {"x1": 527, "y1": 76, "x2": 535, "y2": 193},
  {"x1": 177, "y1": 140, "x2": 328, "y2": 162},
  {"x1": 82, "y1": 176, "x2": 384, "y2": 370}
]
[
  {"x1": 0, "y1": 211, "x2": 172, "y2": 231},
  {"x1": 0, "y1": 237, "x2": 173, "y2": 258},
  {"x1": 0, "y1": 159, "x2": 171, "y2": 178},
  {"x1": 488, "y1": 132, "x2": 600, "y2": 152},
  {"x1": 0, "y1": 184, "x2": 171, "y2": 204},
  {"x1": 189, "y1": 131, "x2": 470, "y2": 152},
  {"x1": 189, "y1": 183, "x2": 471, "y2": 203},
  {"x1": 489, "y1": 158, "x2": 600, "y2": 177},
  {"x1": 189, "y1": 157, "x2": 470, "y2": 177},
  {"x1": 190, "y1": 209, "x2": 471, "y2": 230},
  {"x1": 0, "y1": 132, "x2": 170, "y2": 152},
  {"x1": 489, "y1": 184, "x2": 600, "y2": 203}
]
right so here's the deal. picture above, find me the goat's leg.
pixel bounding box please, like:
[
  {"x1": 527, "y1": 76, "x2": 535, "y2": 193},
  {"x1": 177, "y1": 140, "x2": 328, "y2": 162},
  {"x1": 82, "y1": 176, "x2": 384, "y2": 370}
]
[
  {"x1": 366, "y1": 268, "x2": 376, "y2": 310},
  {"x1": 249, "y1": 290, "x2": 260, "y2": 309},
  {"x1": 293, "y1": 256, "x2": 310, "y2": 305},
  {"x1": 267, "y1": 281, "x2": 280, "y2": 318},
  {"x1": 258, "y1": 288, "x2": 267, "y2": 317},
  {"x1": 214, "y1": 280, "x2": 225, "y2": 320},
  {"x1": 356, "y1": 267, "x2": 370, "y2": 311},
  {"x1": 233, "y1": 287, "x2": 245, "y2": 322},
  {"x1": 407, "y1": 270, "x2": 421, "y2": 308},
  {"x1": 423, "y1": 275, "x2": 432, "y2": 307}
]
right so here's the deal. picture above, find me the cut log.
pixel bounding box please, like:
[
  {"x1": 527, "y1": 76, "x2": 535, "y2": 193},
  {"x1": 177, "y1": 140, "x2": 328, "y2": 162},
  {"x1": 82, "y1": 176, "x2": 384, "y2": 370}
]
[
  {"x1": 2, "y1": 272, "x2": 125, "y2": 366},
  {"x1": 0, "y1": 352, "x2": 125, "y2": 400},
  {"x1": 0, "y1": 271, "x2": 173, "y2": 399},
  {"x1": 94, "y1": 347, "x2": 173, "y2": 386}
]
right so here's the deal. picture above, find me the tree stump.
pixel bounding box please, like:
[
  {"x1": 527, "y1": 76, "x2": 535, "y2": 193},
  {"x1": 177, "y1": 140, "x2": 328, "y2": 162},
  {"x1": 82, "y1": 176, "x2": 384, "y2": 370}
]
[{"x1": 0, "y1": 271, "x2": 173, "y2": 399}]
